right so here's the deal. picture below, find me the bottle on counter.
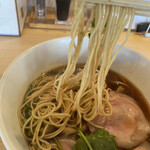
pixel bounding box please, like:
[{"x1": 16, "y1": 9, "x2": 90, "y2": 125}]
[
  {"x1": 35, "y1": 0, "x2": 46, "y2": 18},
  {"x1": 55, "y1": 0, "x2": 73, "y2": 25}
]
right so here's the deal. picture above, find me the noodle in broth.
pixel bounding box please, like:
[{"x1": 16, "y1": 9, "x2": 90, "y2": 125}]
[{"x1": 18, "y1": 1, "x2": 135, "y2": 150}]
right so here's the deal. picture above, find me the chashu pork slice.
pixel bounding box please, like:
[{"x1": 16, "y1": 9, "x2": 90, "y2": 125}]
[
  {"x1": 88, "y1": 91, "x2": 150, "y2": 149},
  {"x1": 59, "y1": 138, "x2": 75, "y2": 150}
]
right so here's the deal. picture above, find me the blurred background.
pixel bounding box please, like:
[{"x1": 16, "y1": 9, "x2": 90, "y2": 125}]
[{"x1": 0, "y1": 0, "x2": 149, "y2": 36}]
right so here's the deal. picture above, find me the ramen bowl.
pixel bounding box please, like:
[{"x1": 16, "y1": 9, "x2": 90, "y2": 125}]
[{"x1": 0, "y1": 37, "x2": 150, "y2": 150}]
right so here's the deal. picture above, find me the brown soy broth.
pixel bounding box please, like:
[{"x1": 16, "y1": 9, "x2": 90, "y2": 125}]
[
  {"x1": 46, "y1": 64, "x2": 84, "y2": 76},
  {"x1": 33, "y1": 65, "x2": 150, "y2": 149},
  {"x1": 49, "y1": 64, "x2": 150, "y2": 123},
  {"x1": 106, "y1": 70, "x2": 150, "y2": 123}
]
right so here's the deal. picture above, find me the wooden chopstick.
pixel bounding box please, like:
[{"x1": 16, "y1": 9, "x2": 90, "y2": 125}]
[
  {"x1": 135, "y1": 9, "x2": 150, "y2": 17},
  {"x1": 80, "y1": 0, "x2": 150, "y2": 17}
]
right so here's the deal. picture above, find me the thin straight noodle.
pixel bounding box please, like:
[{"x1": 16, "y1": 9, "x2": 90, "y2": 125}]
[
  {"x1": 110, "y1": 9, "x2": 135, "y2": 65},
  {"x1": 96, "y1": 5, "x2": 114, "y2": 114},
  {"x1": 18, "y1": 1, "x2": 135, "y2": 149},
  {"x1": 55, "y1": 2, "x2": 85, "y2": 94},
  {"x1": 74, "y1": 5, "x2": 103, "y2": 113}
]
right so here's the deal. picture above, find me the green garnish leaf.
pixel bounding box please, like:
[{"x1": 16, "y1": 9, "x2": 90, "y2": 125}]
[
  {"x1": 24, "y1": 104, "x2": 30, "y2": 110},
  {"x1": 73, "y1": 136, "x2": 89, "y2": 150},
  {"x1": 49, "y1": 70, "x2": 59, "y2": 75},
  {"x1": 26, "y1": 129, "x2": 32, "y2": 137},
  {"x1": 82, "y1": 87, "x2": 89, "y2": 98},
  {"x1": 85, "y1": 87, "x2": 89, "y2": 92},
  {"x1": 29, "y1": 81, "x2": 36, "y2": 90},
  {"x1": 54, "y1": 137, "x2": 63, "y2": 150},
  {"x1": 41, "y1": 72, "x2": 45, "y2": 80},
  {"x1": 24, "y1": 104, "x2": 32, "y2": 119},
  {"x1": 73, "y1": 129, "x2": 118, "y2": 150},
  {"x1": 88, "y1": 20, "x2": 95, "y2": 39},
  {"x1": 79, "y1": 80, "x2": 82, "y2": 84},
  {"x1": 78, "y1": 128, "x2": 93, "y2": 150},
  {"x1": 88, "y1": 33, "x2": 91, "y2": 38},
  {"x1": 92, "y1": 21, "x2": 95, "y2": 28}
]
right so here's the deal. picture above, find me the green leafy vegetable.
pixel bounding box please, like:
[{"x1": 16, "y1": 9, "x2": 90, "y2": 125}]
[
  {"x1": 88, "y1": 20, "x2": 95, "y2": 38},
  {"x1": 79, "y1": 80, "x2": 82, "y2": 84},
  {"x1": 49, "y1": 70, "x2": 59, "y2": 75},
  {"x1": 26, "y1": 129, "x2": 32, "y2": 137},
  {"x1": 54, "y1": 137, "x2": 63, "y2": 150},
  {"x1": 28, "y1": 81, "x2": 36, "y2": 90},
  {"x1": 73, "y1": 129, "x2": 118, "y2": 150},
  {"x1": 41, "y1": 72, "x2": 45, "y2": 80},
  {"x1": 24, "y1": 104, "x2": 31, "y2": 110},
  {"x1": 92, "y1": 21, "x2": 95, "y2": 28},
  {"x1": 85, "y1": 87, "x2": 89, "y2": 92},
  {"x1": 24, "y1": 104, "x2": 32, "y2": 119},
  {"x1": 78, "y1": 129, "x2": 93, "y2": 150},
  {"x1": 82, "y1": 87, "x2": 89, "y2": 98},
  {"x1": 88, "y1": 33, "x2": 91, "y2": 38}
]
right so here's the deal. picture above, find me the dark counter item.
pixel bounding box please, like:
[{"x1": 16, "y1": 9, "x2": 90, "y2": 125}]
[
  {"x1": 136, "y1": 23, "x2": 149, "y2": 32},
  {"x1": 56, "y1": 0, "x2": 71, "y2": 21}
]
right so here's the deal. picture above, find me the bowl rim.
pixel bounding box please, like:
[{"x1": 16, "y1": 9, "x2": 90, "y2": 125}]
[{"x1": 0, "y1": 37, "x2": 150, "y2": 150}]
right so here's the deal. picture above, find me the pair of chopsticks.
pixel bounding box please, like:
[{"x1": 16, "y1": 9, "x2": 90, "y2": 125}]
[{"x1": 79, "y1": 0, "x2": 150, "y2": 17}]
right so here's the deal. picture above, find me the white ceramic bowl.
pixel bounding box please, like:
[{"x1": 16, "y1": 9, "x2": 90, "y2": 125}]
[{"x1": 0, "y1": 37, "x2": 150, "y2": 150}]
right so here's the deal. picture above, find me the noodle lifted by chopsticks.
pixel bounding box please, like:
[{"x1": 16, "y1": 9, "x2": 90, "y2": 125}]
[{"x1": 18, "y1": 1, "x2": 135, "y2": 149}]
